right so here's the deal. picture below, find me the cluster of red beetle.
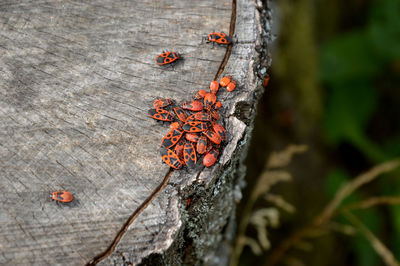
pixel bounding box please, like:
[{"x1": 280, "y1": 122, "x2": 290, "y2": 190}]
[
  {"x1": 148, "y1": 75, "x2": 237, "y2": 169},
  {"x1": 49, "y1": 33, "x2": 234, "y2": 203},
  {"x1": 149, "y1": 32, "x2": 236, "y2": 170}
]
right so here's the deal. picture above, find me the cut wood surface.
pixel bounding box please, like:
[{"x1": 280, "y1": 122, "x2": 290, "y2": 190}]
[{"x1": 0, "y1": 0, "x2": 268, "y2": 265}]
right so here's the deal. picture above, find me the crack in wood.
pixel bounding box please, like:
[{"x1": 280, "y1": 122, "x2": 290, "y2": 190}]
[
  {"x1": 86, "y1": 169, "x2": 173, "y2": 265},
  {"x1": 87, "y1": 0, "x2": 237, "y2": 264},
  {"x1": 215, "y1": 0, "x2": 236, "y2": 80}
]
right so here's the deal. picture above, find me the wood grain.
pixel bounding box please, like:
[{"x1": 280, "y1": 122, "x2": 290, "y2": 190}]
[{"x1": 0, "y1": 0, "x2": 268, "y2": 264}]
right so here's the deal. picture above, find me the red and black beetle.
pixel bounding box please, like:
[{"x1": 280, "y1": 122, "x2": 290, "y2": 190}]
[
  {"x1": 51, "y1": 190, "x2": 74, "y2": 203},
  {"x1": 155, "y1": 51, "x2": 180, "y2": 66}
]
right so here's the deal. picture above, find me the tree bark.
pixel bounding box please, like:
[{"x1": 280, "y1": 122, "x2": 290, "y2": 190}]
[{"x1": 0, "y1": 0, "x2": 271, "y2": 265}]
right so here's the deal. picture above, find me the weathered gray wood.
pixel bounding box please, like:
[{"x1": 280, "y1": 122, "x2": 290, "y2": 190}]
[{"x1": 0, "y1": 0, "x2": 269, "y2": 265}]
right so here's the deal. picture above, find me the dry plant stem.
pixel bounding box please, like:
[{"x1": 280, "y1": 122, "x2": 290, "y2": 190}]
[
  {"x1": 267, "y1": 145, "x2": 308, "y2": 169},
  {"x1": 232, "y1": 171, "x2": 290, "y2": 265},
  {"x1": 314, "y1": 158, "x2": 400, "y2": 226},
  {"x1": 323, "y1": 221, "x2": 356, "y2": 236},
  {"x1": 232, "y1": 145, "x2": 305, "y2": 265},
  {"x1": 342, "y1": 211, "x2": 400, "y2": 266},
  {"x1": 232, "y1": 178, "x2": 265, "y2": 266},
  {"x1": 341, "y1": 196, "x2": 400, "y2": 212},
  {"x1": 265, "y1": 158, "x2": 400, "y2": 266}
]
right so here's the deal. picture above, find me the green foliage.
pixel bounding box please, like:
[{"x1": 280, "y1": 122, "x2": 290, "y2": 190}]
[
  {"x1": 324, "y1": 169, "x2": 391, "y2": 266},
  {"x1": 368, "y1": 0, "x2": 400, "y2": 60},
  {"x1": 390, "y1": 204, "x2": 400, "y2": 253},
  {"x1": 321, "y1": 31, "x2": 381, "y2": 83},
  {"x1": 321, "y1": 0, "x2": 400, "y2": 162},
  {"x1": 379, "y1": 175, "x2": 400, "y2": 255},
  {"x1": 321, "y1": 1, "x2": 400, "y2": 263},
  {"x1": 353, "y1": 209, "x2": 382, "y2": 266},
  {"x1": 383, "y1": 136, "x2": 400, "y2": 158},
  {"x1": 323, "y1": 79, "x2": 385, "y2": 161},
  {"x1": 323, "y1": 80, "x2": 375, "y2": 141}
]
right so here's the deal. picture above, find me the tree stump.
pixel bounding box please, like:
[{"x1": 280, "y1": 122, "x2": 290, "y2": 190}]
[{"x1": 0, "y1": 0, "x2": 271, "y2": 265}]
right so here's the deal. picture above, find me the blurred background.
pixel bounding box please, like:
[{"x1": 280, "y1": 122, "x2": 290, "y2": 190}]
[{"x1": 235, "y1": 0, "x2": 400, "y2": 265}]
